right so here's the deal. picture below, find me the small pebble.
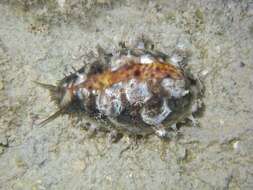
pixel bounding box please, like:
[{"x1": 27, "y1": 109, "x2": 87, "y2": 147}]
[
  {"x1": 233, "y1": 141, "x2": 240, "y2": 150},
  {"x1": 200, "y1": 69, "x2": 209, "y2": 77},
  {"x1": 240, "y1": 62, "x2": 245, "y2": 68}
]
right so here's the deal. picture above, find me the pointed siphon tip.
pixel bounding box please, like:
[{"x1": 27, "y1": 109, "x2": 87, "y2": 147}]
[
  {"x1": 37, "y1": 109, "x2": 64, "y2": 127},
  {"x1": 32, "y1": 81, "x2": 57, "y2": 91}
]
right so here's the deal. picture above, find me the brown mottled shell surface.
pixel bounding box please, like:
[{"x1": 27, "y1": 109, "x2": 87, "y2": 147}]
[{"x1": 36, "y1": 42, "x2": 202, "y2": 137}]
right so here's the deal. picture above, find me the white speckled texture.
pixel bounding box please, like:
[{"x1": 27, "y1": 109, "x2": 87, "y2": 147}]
[
  {"x1": 96, "y1": 83, "x2": 124, "y2": 117},
  {"x1": 125, "y1": 79, "x2": 152, "y2": 105}
]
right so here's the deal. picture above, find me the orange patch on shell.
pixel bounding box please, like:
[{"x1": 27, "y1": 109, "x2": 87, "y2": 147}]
[{"x1": 81, "y1": 61, "x2": 183, "y2": 90}]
